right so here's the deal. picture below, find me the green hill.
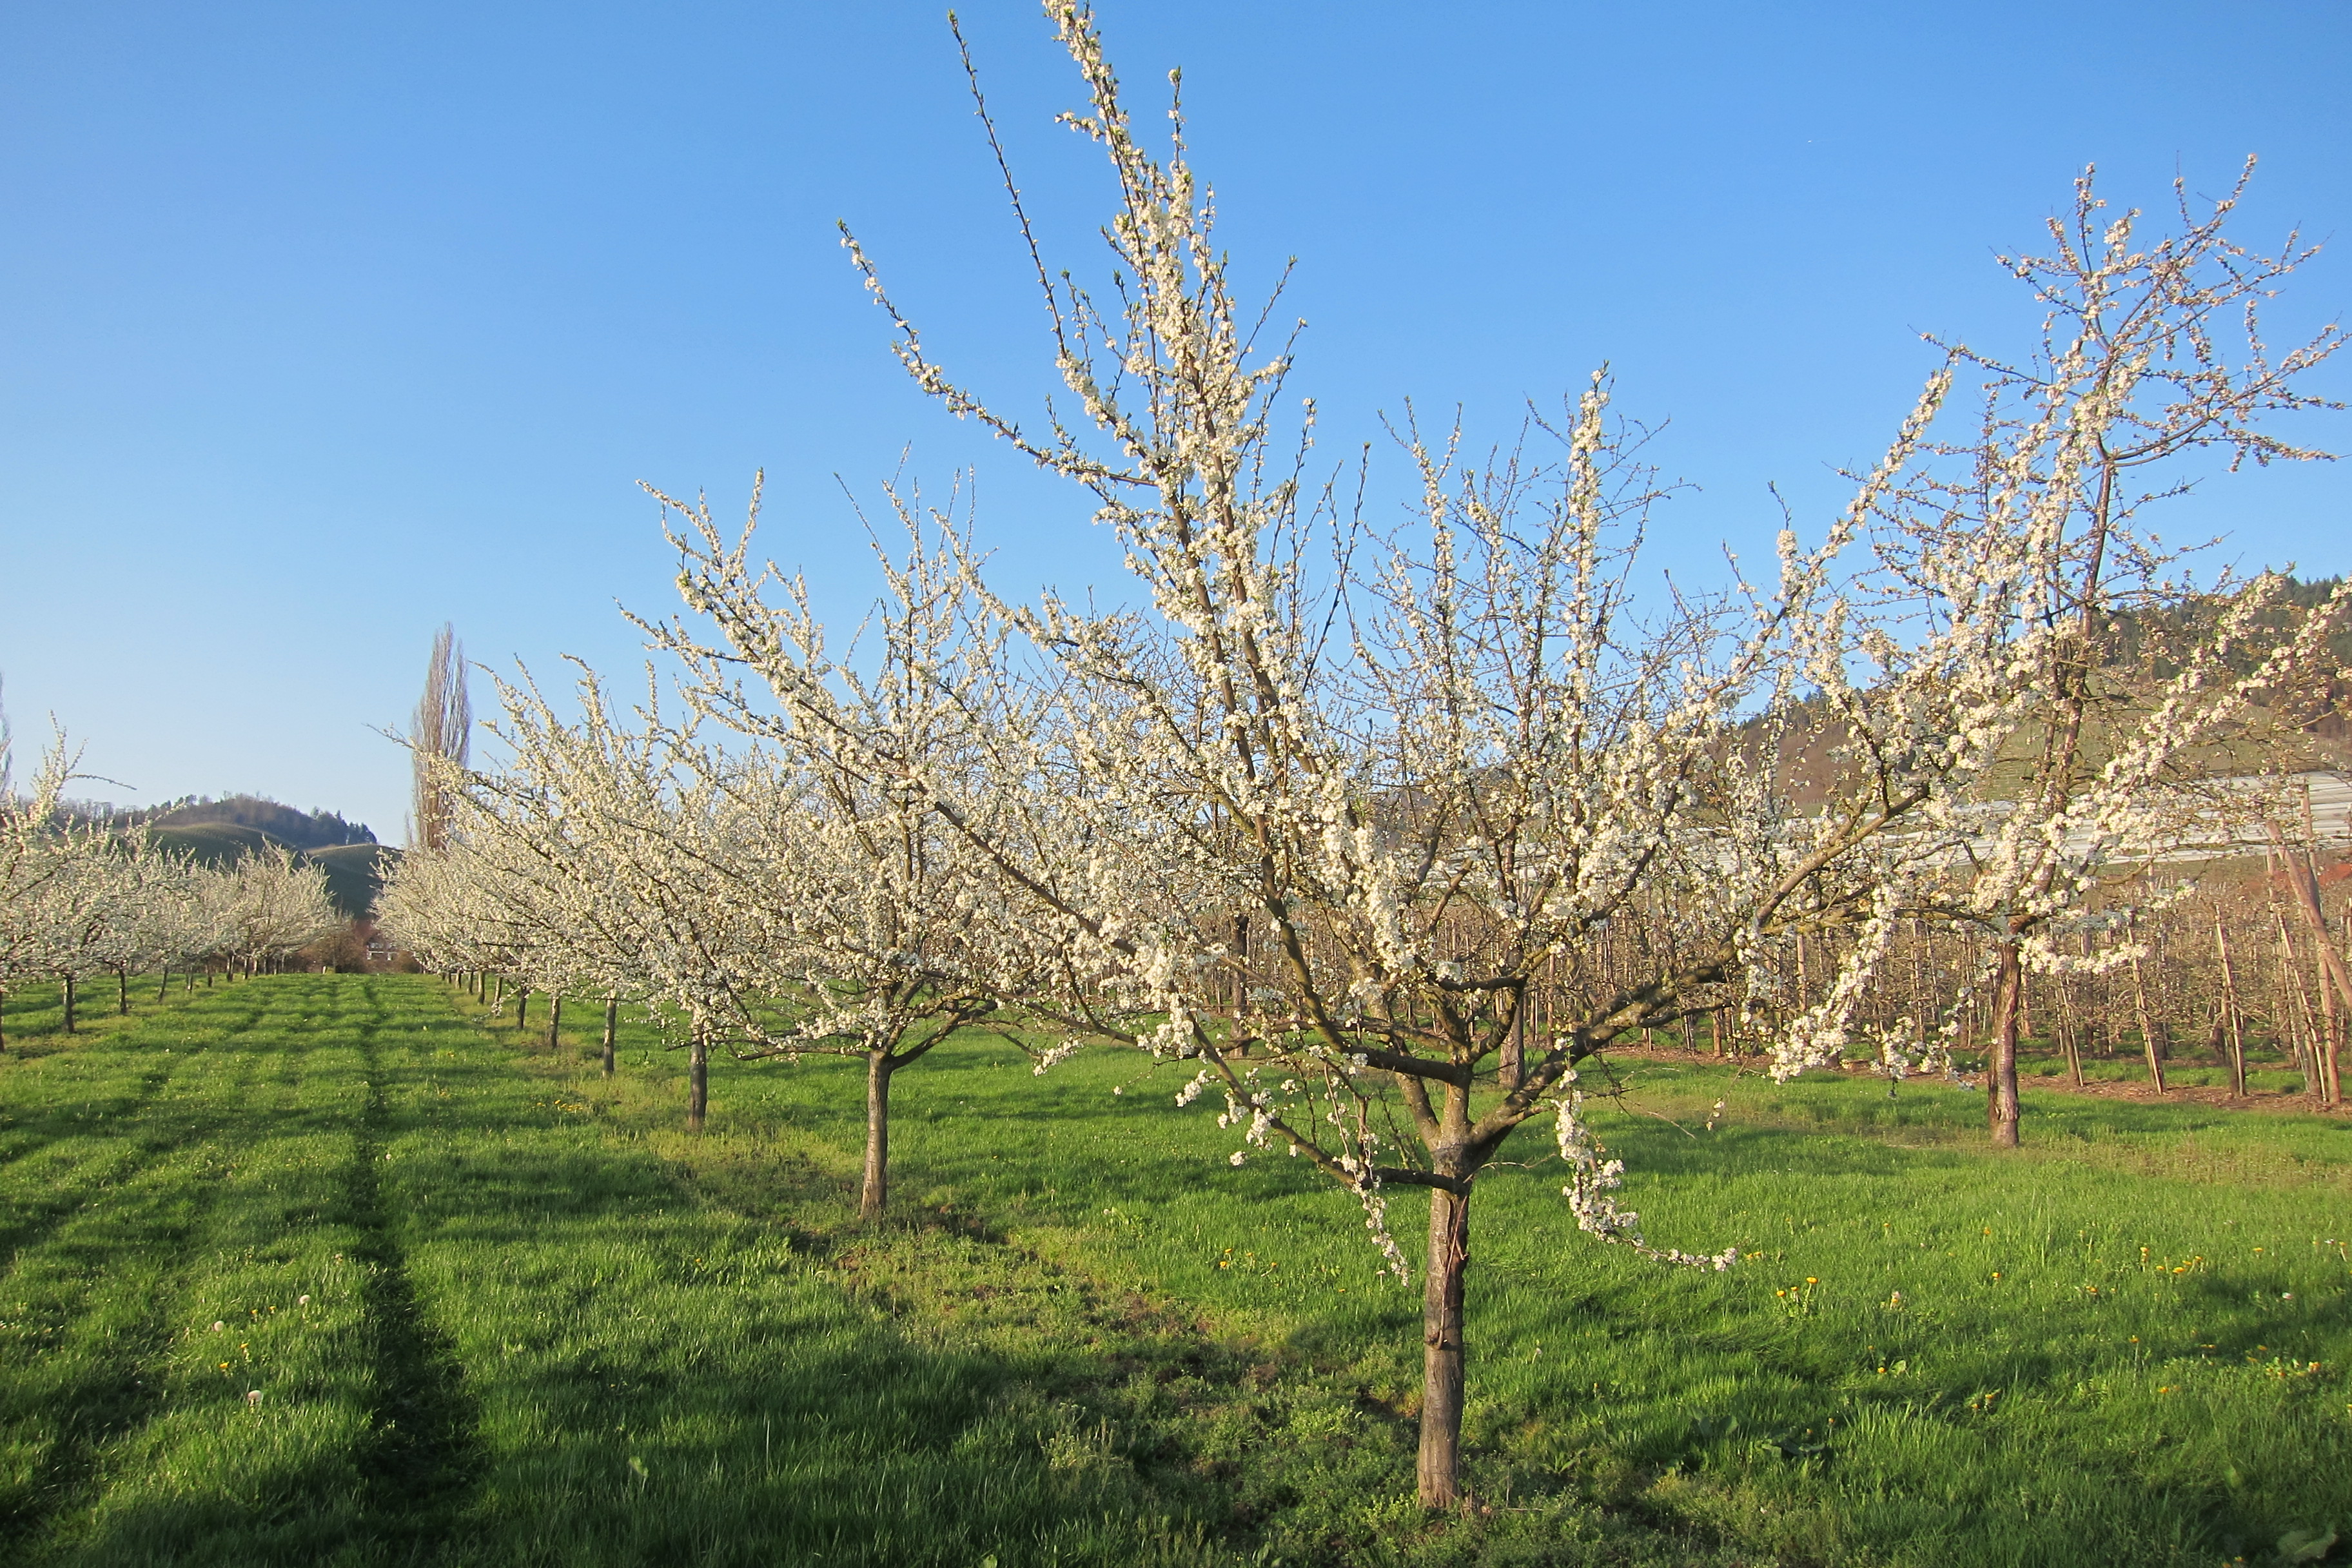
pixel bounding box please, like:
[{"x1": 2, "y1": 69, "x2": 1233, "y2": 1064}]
[
  {"x1": 146, "y1": 827, "x2": 400, "y2": 919},
  {"x1": 306, "y1": 843, "x2": 402, "y2": 920},
  {"x1": 149, "y1": 822, "x2": 284, "y2": 868},
  {"x1": 151, "y1": 796, "x2": 374, "y2": 852}
]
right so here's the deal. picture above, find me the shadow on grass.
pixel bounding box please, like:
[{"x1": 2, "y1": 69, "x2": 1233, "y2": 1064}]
[
  {"x1": 346, "y1": 1023, "x2": 484, "y2": 1560},
  {"x1": 0, "y1": 1163, "x2": 220, "y2": 1558},
  {"x1": 350, "y1": 986, "x2": 1302, "y2": 1567}
]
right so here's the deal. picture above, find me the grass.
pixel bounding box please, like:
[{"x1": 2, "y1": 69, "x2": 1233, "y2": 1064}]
[{"x1": 0, "y1": 974, "x2": 2345, "y2": 1565}]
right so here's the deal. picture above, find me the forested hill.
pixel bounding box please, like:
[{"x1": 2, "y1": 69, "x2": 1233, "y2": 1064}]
[{"x1": 150, "y1": 796, "x2": 376, "y2": 850}]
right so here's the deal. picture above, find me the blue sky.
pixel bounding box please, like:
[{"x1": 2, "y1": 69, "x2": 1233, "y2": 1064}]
[{"x1": 2, "y1": 1, "x2": 2346, "y2": 839}]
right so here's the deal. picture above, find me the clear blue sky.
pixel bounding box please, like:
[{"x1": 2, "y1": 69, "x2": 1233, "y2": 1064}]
[{"x1": 3, "y1": 1, "x2": 2346, "y2": 840}]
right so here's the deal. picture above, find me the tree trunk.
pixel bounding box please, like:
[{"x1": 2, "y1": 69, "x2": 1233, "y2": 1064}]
[
  {"x1": 1988, "y1": 944, "x2": 2023, "y2": 1147},
  {"x1": 157, "y1": 972, "x2": 170, "y2": 1003},
  {"x1": 1, "y1": 987, "x2": 8, "y2": 1050},
  {"x1": 1416, "y1": 1183, "x2": 1472, "y2": 1509},
  {"x1": 117, "y1": 966, "x2": 129, "y2": 1015},
  {"x1": 63, "y1": 975, "x2": 77, "y2": 1035},
  {"x1": 547, "y1": 993, "x2": 562, "y2": 1050},
  {"x1": 602, "y1": 995, "x2": 618, "y2": 1079},
  {"x1": 1500, "y1": 995, "x2": 1525, "y2": 1092},
  {"x1": 861, "y1": 1048, "x2": 896, "y2": 1221},
  {"x1": 687, "y1": 1033, "x2": 709, "y2": 1132},
  {"x1": 515, "y1": 988, "x2": 529, "y2": 1030}
]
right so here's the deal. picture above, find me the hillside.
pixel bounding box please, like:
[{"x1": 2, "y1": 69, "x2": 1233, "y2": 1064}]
[
  {"x1": 144, "y1": 823, "x2": 401, "y2": 919},
  {"x1": 306, "y1": 842, "x2": 402, "y2": 919},
  {"x1": 151, "y1": 795, "x2": 375, "y2": 850}
]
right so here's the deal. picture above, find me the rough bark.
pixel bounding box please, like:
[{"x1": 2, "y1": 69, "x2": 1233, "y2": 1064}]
[
  {"x1": 1416, "y1": 1183, "x2": 1472, "y2": 1509},
  {"x1": 1499, "y1": 999, "x2": 1524, "y2": 1092},
  {"x1": 602, "y1": 995, "x2": 618, "y2": 1078},
  {"x1": 546, "y1": 994, "x2": 562, "y2": 1050},
  {"x1": 515, "y1": 988, "x2": 529, "y2": 1030},
  {"x1": 861, "y1": 1048, "x2": 896, "y2": 1222},
  {"x1": 1988, "y1": 944, "x2": 2023, "y2": 1148},
  {"x1": 117, "y1": 966, "x2": 129, "y2": 1015},
  {"x1": 687, "y1": 1033, "x2": 709, "y2": 1132}
]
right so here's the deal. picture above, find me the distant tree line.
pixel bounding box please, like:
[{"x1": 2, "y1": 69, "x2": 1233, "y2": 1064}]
[{"x1": 61, "y1": 794, "x2": 377, "y2": 851}]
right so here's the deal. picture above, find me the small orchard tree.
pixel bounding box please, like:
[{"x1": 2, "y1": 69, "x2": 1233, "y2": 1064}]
[
  {"x1": 1868, "y1": 163, "x2": 2348, "y2": 1141},
  {"x1": 570, "y1": 1, "x2": 2330, "y2": 1508},
  {"x1": 147, "y1": 854, "x2": 235, "y2": 994},
  {"x1": 24, "y1": 824, "x2": 158, "y2": 1032},
  {"x1": 640, "y1": 494, "x2": 1127, "y2": 1216},
  {"x1": 410, "y1": 672, "x2": 751, "y2": 1128},
  {"x1": 0, "y1": 730, "x2": 77, "y2": 1046},
  {"x1": 86, "y1": 840, "x2": 202, "y2": 1013},
  {"x1": 377, "y1": 836, "x2": 518, "y2": 988},
  {"x1": 681, "y1": 1, "x2": 2104, "y2": 1506},
  {"x1": 221, "y1": 847, "x2": 340, "y2": 975}
]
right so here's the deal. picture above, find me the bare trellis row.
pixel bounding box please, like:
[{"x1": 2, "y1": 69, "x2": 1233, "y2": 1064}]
[{"x1": 357, "y1": 1, "x2": 2351, "y2": 1512}]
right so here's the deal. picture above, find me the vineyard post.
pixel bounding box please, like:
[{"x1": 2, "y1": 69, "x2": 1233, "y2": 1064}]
[
  {"x1": 2215, "y1": 905, "x2": 2248, "y2": 1097},
  {"x1": 2129, "y1": 923, "x2": 2167, "y2": 1094}
]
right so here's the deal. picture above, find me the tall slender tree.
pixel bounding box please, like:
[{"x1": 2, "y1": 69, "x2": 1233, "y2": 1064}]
[{"x1": 409, "y1": 623, "x2": 473, "y2": 852}]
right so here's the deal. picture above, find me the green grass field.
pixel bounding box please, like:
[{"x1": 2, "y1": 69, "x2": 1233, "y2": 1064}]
[{"x1": 0, "y1": 975, "x2": 2346, "y2": 1566}]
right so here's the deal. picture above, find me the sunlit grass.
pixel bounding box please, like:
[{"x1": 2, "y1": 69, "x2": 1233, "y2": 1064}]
[{"x1": 0, "y1": 974, "x2": 2345, "y2": 1565}]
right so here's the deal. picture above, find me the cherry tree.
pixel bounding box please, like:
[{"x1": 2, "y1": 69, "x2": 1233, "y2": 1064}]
[
  {"x1": 632, "y1": 504, "x2": 1117, "y2": 1211},
  {"x1": 687, "y1": 1, "x2": 2038, "y2": 1505},
  {"x1": 0, "y1": 730, "x2": 97, "y2": 1044},
  {"x1": 1861, "y1": 163, "x2": 2347, "y2": 1142},
  {"x1": 776, "y1": 0, "x2": 2352, "y2": 1502},
  {"x1": 217, "y1": 847, "x2": 340, "y2": 976},
  {"x1": 395, "y1": 672, "x2": 751, "y2": 1126}
]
